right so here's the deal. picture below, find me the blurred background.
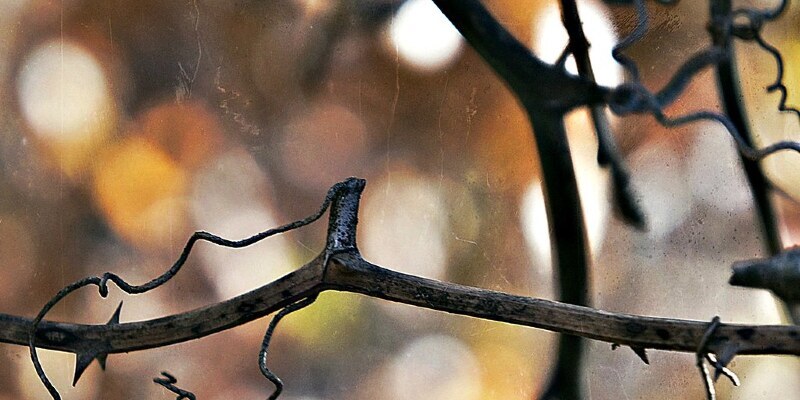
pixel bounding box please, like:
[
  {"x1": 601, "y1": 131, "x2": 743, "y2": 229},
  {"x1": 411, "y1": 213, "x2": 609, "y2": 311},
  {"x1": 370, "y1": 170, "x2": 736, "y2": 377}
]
[{"x1": 0, "y1": 0, "x2": 799, "y2": 398}]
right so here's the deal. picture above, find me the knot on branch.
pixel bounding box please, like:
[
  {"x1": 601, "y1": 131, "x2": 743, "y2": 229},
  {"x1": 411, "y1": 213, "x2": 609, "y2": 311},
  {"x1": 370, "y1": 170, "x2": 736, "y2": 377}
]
[
  {"x1": 730, "y1": 10, "x2": 765, "y2": 41},
  {"x1": 608, "y1": 84, "x2": 654, "y2": 115}
]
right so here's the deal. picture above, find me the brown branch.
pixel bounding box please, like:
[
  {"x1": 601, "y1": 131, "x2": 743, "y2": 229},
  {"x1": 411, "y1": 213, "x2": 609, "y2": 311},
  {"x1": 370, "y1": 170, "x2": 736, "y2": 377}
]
[{"x1": 3, "y1": 248, "x2": 800, "y2": 357}]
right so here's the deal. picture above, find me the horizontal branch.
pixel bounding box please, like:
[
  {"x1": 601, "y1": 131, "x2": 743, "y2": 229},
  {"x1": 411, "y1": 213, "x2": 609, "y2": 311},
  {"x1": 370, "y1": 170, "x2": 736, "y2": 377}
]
[{"x1": 2, "y1": 249, "x2": 800, "y2": 357}]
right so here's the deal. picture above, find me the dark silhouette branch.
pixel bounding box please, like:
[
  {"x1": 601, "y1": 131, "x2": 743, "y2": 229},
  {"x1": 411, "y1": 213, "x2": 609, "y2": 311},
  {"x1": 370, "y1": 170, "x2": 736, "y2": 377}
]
[
  {"x1": 428, "y1": 2, "x2": 601, "y2": 398},
  {"x1": 4, "y1": 247, "x2": 800, "y2": 356},
  {"x1": 3, "y1": 178, "x2": 800, "y2": 398},
  {"x1": 4, "y1": 178, "x2": 800, "y2": 360},
  {"x1": 710, "y1": 0, "x2": 783, "y2": 258},
  {"x1": 5, "y1": 0, "x2": 800, "y2": 398},
  {"x1": 430, "y1": 0, "x2": 610, "y2": 111}
]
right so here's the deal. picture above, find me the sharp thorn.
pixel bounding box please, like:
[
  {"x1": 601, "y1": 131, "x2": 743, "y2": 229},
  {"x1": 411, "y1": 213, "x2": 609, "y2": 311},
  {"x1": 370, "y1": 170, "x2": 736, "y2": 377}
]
[
  {"x1": 72, "y1": 302, "x2": 122, "y2": 385},
  {"x1": 72, "y1": 351, "x2": 98, "y2": 386},
  {"x1": 107, "y1": 301, "x2": 123, "y2": 325},
  {"x1": 631, "y1": 346, "x2": 650, "y2": 365}
]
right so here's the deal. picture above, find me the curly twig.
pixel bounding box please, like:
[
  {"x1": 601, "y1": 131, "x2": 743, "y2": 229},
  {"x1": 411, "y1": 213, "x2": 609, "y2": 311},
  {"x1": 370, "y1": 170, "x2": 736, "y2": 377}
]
[
  {"x1": 260, "y1": 295, "x2": 319, "y2": 400},
  {"x1": 609, "y1": 0, "x2": 800, "y2": 165},
  {"x1": 28, "y1": 178, "x2": 362, "y2": 399},
  {"x1": 696, "y1": 316, "x2": 722, "y2": 400},
  {"x1": 608, "y1": 72, "x2": 800, "y2": 163},
  {"x1": 611, "y1": 0, "x2": 649, "y2": 81},
  {"x1": 153, "y1": 371, "x2": 196, "y2": 400},
  {"x1": 757, "y1": 35, "x2": 800, "y2": 120},
  {"x1": 9, "y1": 178, "x2": 800, "y2": 400}
]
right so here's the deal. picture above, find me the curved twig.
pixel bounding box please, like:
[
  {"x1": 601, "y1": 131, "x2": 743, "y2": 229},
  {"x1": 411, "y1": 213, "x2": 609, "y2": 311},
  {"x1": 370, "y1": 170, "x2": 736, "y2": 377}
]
[
  {"x1": 6, "y1": 173, "x2": 800, "y2": 399},
  {"x1": 260, "y1": 295, "x2": 318, "y2": 400},
  {"x1": 8, "y1": 249, "x2": 800, "y2": 356},
  {"x1": 696, "y1": 316, "x2": 722, "y2": 400},
  {"x1": 752, "y1": 31, "x2": 800, "y2": 121},
  {"x1": 611, "y1": 0, "x2": 649, "y2": 81},
  {"x1": 153, "y1": 371, "x2": 196, "y2": 400},
  {"x1": 26, "y1": 178, "x2": 362, "y2": 399}
]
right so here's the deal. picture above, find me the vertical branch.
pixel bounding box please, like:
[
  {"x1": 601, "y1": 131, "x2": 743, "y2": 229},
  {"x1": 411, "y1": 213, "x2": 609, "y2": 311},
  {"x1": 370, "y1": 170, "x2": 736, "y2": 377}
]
[
  {"x1": 532, "y1": 2, "x2": 597, "y2": 399},
  {"x1": 429, "y1": 1, "x2": 592, "y2": 398},
  {"x1": 709, "y1": 0, "x2": 790, "y2": 324},
  {"x1": 528, "y1": 109, "x2": 589, "y2": 400},
  {"x1": 709, "y1": 0, "x2": 782, "y2": 256},
  {"x1": 560, "y1": 0, "x2": 645, "y2": 229}
]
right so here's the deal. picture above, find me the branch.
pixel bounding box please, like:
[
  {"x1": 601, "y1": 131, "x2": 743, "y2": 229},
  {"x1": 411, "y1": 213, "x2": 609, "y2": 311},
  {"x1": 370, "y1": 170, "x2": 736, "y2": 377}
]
[
  {"x1": 3, "y1": 249, "x2": 800, "y2": 356},
  {"x1": 430, "y1": 0, "x2": 609, "y2": 111},
  {"x1": 709, "y1": 0, "x2": 783, "y2": 257}
]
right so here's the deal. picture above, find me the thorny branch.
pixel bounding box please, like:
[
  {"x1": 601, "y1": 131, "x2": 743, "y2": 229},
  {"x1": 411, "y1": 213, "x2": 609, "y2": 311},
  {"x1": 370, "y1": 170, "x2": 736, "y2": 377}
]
[
  {"x1": 3, "y1": 178, "x2": 800, "y2": 398},
  {"x1": 23, "y1": 178, "x2": 358, "y2": 400},
  {"x1": 3, "y1": 0, "x2": 800, "y2": 398}
]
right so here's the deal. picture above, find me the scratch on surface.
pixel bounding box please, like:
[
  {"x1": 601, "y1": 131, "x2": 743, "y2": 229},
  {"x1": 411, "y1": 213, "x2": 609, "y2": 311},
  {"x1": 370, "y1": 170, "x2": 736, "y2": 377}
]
[
  {"x1": 59, "y1": 0, "x2": 65, "y2": 285},
  {"x1": 176, "y1": 0, "x2": 203, "y2": 102},
  {"x1": 295, "y1": 240, "x2": 314, "y2": 253},
  {"x1": 452, "y1": 232, "x2": 478, "y2": 246},
  {"x1": 384, "y1": 11, "x2": 400, "y2": 199},
  {"x1": 437, "y1": 74, "x2": 450, "y2": 190},
  {"x1": 214, "y1": 67, "x2": 261, "y2": 136},
  {"x1": 466, "y1": 87, "x2": 478, "y2": 138}
]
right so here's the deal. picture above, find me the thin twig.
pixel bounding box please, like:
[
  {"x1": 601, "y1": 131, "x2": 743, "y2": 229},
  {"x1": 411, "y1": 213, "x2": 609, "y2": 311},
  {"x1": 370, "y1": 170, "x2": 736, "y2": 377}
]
[
  {"x1": 696, "y1": 316, "x2": 722, "y2": 400},
  {"x1": 153, "y1": 371, "x2": 196, "y2": 400},
  {"x1": 260, "y1": 295, "x2": 318, "y2": 400},
  {"x1": 26, "y1": 178, "x2": 364, "y2": 399}
]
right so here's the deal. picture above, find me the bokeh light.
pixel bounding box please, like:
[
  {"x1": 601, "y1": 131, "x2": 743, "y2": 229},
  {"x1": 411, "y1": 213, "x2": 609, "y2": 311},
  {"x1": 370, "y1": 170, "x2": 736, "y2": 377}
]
[
  {"x1": 388, "y1": 0, "x2": 464, "y2": 72},
  {"x1": 361, "y1": 169, "x2": 449, "y2": 280},
  {"x1": 17, "y1": 38, "x2": 115, "y2": 175},
  {"x1": 688, "y1": 127, "x2": 752, "y2": 214},
  {"x1": 18, "y1": 39, "x2": 113, "y2": 145},
  {"x1": 92, "y1": 137, "x2": 188, "y2": 249},
  {"x1": 628, "y1": 140, "x2": 692, "y2": 240},
  {"x1": 191, "y1": 149, "x2": 294, "y2": 300},
  {"x1": 732, "y1": 357, "x2": 800, "y2": 399},
  {"x1": 0, "y1": 215, "x2": 35, "y2": 303},
  {"x1": 388, "y1": 335, "x2": 482, "y2": 400},
  {"x1": 277, "y1": 103, "x2": 369, "y2": 193},
  {"x1": 2, "y1": 1, "x2": 799, "y2": 399}
]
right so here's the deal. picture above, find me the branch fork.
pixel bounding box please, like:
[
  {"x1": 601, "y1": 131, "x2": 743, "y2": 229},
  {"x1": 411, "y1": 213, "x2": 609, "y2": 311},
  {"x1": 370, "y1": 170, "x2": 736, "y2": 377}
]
[{"x1": 0, "y1": 177, "x2": 798, "y2": 398}]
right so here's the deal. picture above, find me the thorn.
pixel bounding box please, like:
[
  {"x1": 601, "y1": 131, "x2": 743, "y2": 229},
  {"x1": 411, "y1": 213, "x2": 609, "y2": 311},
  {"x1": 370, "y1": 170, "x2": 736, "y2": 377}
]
[
  {"x1": 710, "y1": 343, "x2": 740, "y2": 385},
  {"x1": 108, "y1": 301, "x2": 123, "y2": 326},
  {"x1": 717, "y1": 342, "x2": 739, "y2": 368},
  {"x1": 72, "y1": 350, "x2": 99, "y2": 386},
  {"x1": 631, "y1": 346, "x2": 649, "y2": 365},
  {"x1": 72, "y1": 302, "x2": 123, "y2": 386}
]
